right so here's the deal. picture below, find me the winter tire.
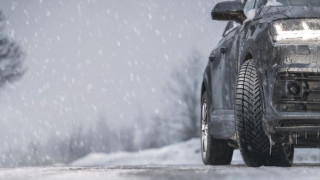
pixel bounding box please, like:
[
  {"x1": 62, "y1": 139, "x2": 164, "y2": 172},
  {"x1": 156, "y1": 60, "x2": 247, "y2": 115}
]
[{"x1": 235, "y1": 59, "x2": 294, "y2": 167}]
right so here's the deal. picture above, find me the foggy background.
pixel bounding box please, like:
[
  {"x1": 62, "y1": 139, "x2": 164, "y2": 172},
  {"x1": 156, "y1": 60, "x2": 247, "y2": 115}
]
[{"x1": 0, "y1": 0, "x2": 226, "y2": 166}]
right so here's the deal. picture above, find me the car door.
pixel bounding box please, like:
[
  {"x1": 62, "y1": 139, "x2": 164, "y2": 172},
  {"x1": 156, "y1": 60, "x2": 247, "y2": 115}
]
[
  {"x1": 210, "y1": 21, "x2": 240, "y2": 112},
  {"x1": 208, "y1": 21, "x2": 241, "y2": 138},
  {"x1": 210, "y1": 0, "x2": 257, "y2": 112}
]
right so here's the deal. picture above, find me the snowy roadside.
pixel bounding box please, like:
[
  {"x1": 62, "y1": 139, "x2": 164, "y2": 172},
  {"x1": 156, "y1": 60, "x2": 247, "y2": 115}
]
[
  {"x1": 0, "y1": 140, "x2": 320, "y2": 180},
  {"x1": 71, "y1": 138, "x2": 204, "y2": 167},
  {"x1": 71, "y1": 138, "x2": 320, "y2": 167}
]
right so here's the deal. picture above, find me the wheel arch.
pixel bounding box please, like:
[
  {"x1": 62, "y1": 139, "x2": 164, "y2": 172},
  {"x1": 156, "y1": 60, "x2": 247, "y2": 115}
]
[
  {"x1": 201, "y1": 81, "x2": 206, "y2": 99},
  {"x1": 242, "y1": 52, "x2": 253, "y2": 64},
  {"x1": 201, "y1": 72, "x2": 211, "y2": 105}
]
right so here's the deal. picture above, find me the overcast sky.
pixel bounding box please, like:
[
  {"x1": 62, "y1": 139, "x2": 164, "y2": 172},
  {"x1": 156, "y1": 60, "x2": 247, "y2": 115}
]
[{"x1": 0, "y1": 0, "x2": 225, "y2": 148}]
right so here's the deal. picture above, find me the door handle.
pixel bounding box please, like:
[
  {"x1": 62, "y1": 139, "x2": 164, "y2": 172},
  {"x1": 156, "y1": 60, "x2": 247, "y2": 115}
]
[
  {"x1": 220, "y1": 47, "x2": 227, "y2": 54},
  {"x1": 209, "y1": 51, "x2": 215, "y2": 62},
  {"x1": 209, "y1": 56, "x2": 214, "y2": 62}
]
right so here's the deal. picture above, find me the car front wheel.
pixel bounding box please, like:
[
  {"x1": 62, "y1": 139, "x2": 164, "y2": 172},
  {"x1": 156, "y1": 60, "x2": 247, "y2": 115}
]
[{"x1": 235, "y1": 59, "x2": 294, "y2": 167}]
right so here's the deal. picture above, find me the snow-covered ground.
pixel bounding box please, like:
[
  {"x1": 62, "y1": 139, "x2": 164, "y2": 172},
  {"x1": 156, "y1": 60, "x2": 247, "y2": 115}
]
[
  {"x1": 1, "y1": 139, "x2": 320, "y2": 180},
  {"x1": 72, "y1": 138, "x2": 205, "y2": 166},
  {"x1": 72, "y1": 138, "x2": 320, "y2": 166}
]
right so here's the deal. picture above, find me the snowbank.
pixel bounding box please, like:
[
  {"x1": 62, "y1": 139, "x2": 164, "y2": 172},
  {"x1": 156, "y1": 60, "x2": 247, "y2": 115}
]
[
  {"x1": 72, "y1": 138, "x2": 320, "y2": 167},
  {"x1": 72, "y1": 138, "x2": 203, "y2": 166}
]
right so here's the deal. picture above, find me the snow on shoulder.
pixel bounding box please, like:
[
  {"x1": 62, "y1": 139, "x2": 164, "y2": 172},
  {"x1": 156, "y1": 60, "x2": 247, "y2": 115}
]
[
  {"x1": 72, "y1": 138, "x2": 320, "y2": 167},
  {"x1": 72, "y1": 138, "x2": 203, "y2": 167}
]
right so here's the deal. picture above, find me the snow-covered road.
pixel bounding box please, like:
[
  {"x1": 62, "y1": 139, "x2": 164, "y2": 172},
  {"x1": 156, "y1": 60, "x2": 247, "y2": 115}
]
[
  {"x1": 2, "y1": 138, "x2": 320, "y2": 180},
  {"x1": 2, "y1": 165, "x2": 320, "y2": 180}
]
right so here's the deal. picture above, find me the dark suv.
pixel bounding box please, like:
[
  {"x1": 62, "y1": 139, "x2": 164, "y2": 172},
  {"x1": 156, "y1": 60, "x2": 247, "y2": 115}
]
[{"x1": 200, "y1": 0, "x2": 320, "y2": 167}]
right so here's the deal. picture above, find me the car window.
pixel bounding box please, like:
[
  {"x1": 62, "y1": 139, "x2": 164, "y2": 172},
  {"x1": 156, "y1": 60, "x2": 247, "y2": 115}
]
[
  {"x1": 244, "y1": 0, "x2": 257, "y2": 13},
  {"x1": 223, "y1": 21, "x2": 240, "y2": 36},
  {"x1": 256, "y1": 0, "x2": 268, "y2": 8}
]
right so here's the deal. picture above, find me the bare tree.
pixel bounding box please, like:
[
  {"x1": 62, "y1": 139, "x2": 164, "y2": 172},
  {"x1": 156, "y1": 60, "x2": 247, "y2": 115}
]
[
  {"x1": 162, "y1": 49, "x2": 205, "y2": 142},
  {"x1": 0, "y1": 10, "x2": 25, "y2": 86},
  {"x1": 144, "y1": 114, "x2": 171, "y2": 148}
]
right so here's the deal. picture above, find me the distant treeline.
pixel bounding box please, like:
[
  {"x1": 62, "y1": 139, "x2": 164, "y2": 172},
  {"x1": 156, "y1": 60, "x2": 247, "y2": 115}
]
[{"x1": 0, "y1": 49, "x2": 204, "y2": 167}]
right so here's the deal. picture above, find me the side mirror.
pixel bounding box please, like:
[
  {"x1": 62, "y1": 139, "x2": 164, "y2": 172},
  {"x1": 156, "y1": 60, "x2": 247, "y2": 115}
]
[{"x1": 211, "y1": 1, "x2": 247, "y2": 24}]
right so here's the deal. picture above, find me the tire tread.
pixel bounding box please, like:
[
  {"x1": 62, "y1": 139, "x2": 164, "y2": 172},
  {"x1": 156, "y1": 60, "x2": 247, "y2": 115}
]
[{"x1": 235, "y1": 60, "x2": 293, "y2": 167}]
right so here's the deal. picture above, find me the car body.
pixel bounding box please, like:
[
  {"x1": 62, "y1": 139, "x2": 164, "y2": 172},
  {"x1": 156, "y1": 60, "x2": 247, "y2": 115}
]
[{"x1": 201, "y1": 0, "x2": 320, "y2": 167}]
